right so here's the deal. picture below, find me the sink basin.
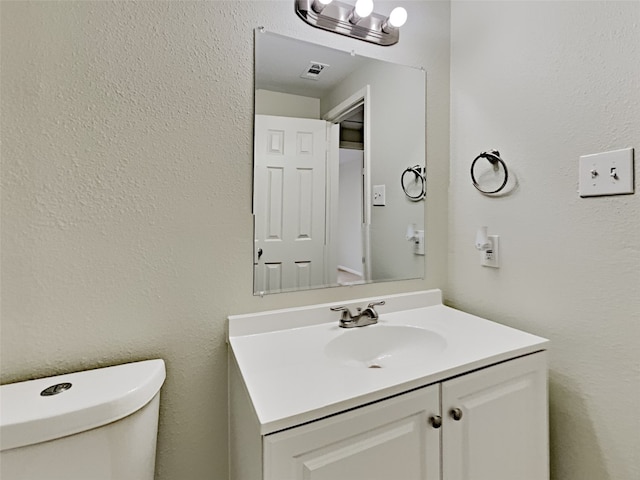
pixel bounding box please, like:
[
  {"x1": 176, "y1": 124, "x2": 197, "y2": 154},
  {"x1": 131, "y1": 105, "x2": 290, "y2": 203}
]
[{"x1": 324, "y1": 325, "x2": 447, "y2": 368}]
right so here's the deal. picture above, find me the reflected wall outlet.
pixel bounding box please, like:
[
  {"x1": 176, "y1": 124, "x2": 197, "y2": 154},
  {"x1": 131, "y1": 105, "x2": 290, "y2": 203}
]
[
  {"x1": 414, "y1": 230, "x2": 425, "y2": 255},
  {"x1": 373, "y1": 185, "x2": 386, "y2": 206},
  {"x1": 481, "y1": 235, "x2": 500, "y2": 268}
]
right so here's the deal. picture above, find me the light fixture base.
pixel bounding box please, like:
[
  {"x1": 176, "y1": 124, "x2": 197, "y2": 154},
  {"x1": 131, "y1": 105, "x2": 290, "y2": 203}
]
[{"x1": 295, "y1": 0, "x2": 400, "y2": 46}]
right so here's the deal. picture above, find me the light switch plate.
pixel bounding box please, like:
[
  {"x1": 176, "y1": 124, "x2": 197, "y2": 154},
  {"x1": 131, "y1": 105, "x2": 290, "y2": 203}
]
[
  {"x1": 373, "y1": 184, "x2": 386, "y2": 206},
  {"x1": 579, "y1": 148, "x2": 634, "y2": 197}
]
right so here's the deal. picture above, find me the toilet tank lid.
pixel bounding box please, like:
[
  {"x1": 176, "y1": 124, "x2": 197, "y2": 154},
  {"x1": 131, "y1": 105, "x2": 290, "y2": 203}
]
[{"x1": 0, "y1": 359, "x2": 166, "y2": 451}]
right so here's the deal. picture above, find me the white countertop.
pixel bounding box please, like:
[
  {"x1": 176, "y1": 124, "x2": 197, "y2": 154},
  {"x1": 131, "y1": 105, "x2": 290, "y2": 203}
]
[{"x1": 228, "y1": 290, "x2": 548, "y2": 435}]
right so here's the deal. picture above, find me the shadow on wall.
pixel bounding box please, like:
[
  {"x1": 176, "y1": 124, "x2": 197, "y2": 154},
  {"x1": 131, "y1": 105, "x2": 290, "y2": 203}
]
[{"x1": 549, "y1": 372, "x2": 608, "y2": 480}]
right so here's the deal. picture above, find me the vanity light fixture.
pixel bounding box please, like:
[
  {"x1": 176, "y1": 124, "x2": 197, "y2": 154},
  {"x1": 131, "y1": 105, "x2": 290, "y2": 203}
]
[{"x1": 295, "y1": 0, "x2": 408, "y2": 46}]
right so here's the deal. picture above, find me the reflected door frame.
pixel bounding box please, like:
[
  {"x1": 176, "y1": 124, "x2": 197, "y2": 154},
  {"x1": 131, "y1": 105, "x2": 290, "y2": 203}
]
[{"x1": 324, "y1": 85, "x2": 372, "y2": 284}]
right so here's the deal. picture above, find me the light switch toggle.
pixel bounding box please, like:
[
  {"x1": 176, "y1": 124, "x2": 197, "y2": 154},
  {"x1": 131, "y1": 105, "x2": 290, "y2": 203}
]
[{"x1": 610, "y1": 167, "x2": 618, "y2": 179}]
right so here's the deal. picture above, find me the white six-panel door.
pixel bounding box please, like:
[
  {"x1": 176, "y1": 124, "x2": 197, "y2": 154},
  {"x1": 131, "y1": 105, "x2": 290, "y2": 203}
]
[{"x1": 254, "y1": 115, "x2": 327, "y2": 294}]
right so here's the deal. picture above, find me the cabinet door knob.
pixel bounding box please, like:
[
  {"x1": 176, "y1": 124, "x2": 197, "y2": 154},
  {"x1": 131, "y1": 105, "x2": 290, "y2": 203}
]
[
  {"x1": 429, "y1": 415, "x2": 442, "y2": 429},
  {"x1": 450, "y1": 408, "x2": 463, "y2": 421}
]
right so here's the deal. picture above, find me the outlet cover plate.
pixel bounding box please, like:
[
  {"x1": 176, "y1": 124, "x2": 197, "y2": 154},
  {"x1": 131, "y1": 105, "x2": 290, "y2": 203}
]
[
  {"x1": 373, "y1": 184, "x2": 386, "y2": 206},
  {"x1": 481, "y1": 235, "x2": 500, "y2": 268},
  {"x1": 579, "y1": 148, "x2": 634, "y2": 197}
]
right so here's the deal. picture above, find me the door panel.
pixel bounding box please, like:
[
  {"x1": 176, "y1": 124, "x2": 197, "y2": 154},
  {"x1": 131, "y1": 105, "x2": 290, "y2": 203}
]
[{"x1": 265, "y1": 167, "x2": 284, "y2": 240}]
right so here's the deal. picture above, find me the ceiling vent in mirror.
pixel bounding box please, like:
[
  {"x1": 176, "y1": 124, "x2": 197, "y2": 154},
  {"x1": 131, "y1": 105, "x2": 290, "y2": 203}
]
[
  {"x1": 295, "y1": 0, "x2": 407, "y2": 46},
  {"x1": 300, "y1": 62, "x2": 329, "y2": 81}
]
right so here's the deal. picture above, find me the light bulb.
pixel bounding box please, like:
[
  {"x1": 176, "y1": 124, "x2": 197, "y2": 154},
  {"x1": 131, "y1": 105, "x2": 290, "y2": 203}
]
[
  {"x1": 388, "y1": 7, "x2": 407, "y2": 28},
  {"x1": 354, "y1": 0, "x2": 374, "y2": 18},
  {"x1": 382, "y1": 6, "x2": 407, "y2": 33},
  {"x1": 311, "y1": 0, "x2": 333, "y2": 14}
]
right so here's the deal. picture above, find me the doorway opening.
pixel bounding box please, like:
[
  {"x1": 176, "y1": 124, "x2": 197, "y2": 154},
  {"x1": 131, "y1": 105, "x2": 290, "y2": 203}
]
[{"x1": 323, "y1": 86, "x2": 371, "y2": 286}]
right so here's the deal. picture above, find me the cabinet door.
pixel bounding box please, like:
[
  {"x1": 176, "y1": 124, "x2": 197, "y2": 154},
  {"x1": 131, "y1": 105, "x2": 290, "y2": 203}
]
[
  {"x1": 264, "y1": 384, "x2": 440, "y2": 480},
  {"x1": 442, "y1": 352, "x2": 549, "y2": 480}
]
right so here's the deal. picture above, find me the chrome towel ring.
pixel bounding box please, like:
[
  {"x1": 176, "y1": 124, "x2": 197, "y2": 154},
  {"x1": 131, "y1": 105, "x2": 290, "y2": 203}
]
[
  {"x1": 470, "y1": 150, "x2": 509, "y2": 194},
  {"x1": 401, "y1": 165, "x2": 426, "y2": 201}
]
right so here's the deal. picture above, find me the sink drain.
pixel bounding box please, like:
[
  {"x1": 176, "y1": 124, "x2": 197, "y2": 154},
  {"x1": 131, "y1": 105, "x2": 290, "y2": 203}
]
[{"x1": 368, "y1": 363, "x2": 382, "y2": 369}]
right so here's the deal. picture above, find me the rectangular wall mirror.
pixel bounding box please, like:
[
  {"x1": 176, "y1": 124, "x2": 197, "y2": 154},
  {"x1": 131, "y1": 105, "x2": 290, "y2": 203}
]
[{"x1": 253, "y1": 30, "x2": 426, "y2": 295}]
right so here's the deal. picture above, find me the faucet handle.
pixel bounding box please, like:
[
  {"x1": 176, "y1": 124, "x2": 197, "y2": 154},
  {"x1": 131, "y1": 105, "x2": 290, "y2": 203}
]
[
  {"x1": 367, "y1": 300, "x2": 386, "y2": 309},
  {"x1": 360, "y1": 300, "x2": 385, "y2": 322},
  {"x1": 330, "y1": 306, "x2": 354, "y2": 320}
]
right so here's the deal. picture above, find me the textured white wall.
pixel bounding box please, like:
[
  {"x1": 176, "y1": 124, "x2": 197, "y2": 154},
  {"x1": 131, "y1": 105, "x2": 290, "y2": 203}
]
[
  {"x1": 448, "y1": 2, "x2": 640, "y2": 479},
  {"x1": 0, "y1": 1, "x2": 450, "y2": 478}
]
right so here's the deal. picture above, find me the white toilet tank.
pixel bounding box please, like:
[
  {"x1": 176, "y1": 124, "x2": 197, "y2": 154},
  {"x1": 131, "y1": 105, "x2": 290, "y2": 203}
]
[{"x1": 0, "y1": 359, "x2": 166, "y2": 480}]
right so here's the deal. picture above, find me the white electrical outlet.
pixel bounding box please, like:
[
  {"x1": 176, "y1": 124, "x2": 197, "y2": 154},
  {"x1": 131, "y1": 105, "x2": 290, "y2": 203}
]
[
  {"x1": 481, "y1": 235, "x2": 500, "y2": 268},
  {"x1": 579, "y1": 148, "x2": 634, "y2": 197},
  {"x1": 414, "y1": 230, "x2": 425, "y2": 255},
  {"x1": 373, "y1": 185, "x2": 386, "y2": 206}
]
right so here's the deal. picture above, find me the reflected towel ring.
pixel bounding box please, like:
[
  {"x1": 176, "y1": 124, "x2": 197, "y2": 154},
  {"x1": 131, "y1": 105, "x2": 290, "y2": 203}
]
[
  {"x1": 470, "y1": 150, "x2": 509, "y2": 194},
  {"x1": 401, "y1": 165, "x2": 426, "y2": 201}
]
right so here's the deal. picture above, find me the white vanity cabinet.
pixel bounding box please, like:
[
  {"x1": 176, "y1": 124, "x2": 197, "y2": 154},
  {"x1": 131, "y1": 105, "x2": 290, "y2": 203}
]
[
  {"x1": 228, "y1": 290, "x2": 550, "y2": 480},
  {"x1": 260, "y1": 352, "x2": 548, "y2": 480}
]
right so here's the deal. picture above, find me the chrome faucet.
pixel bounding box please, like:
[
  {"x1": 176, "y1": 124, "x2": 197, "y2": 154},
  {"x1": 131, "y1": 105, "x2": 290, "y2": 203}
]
[{"x1": 330, "y1": 301, "x2": 386, "y2": 328}]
